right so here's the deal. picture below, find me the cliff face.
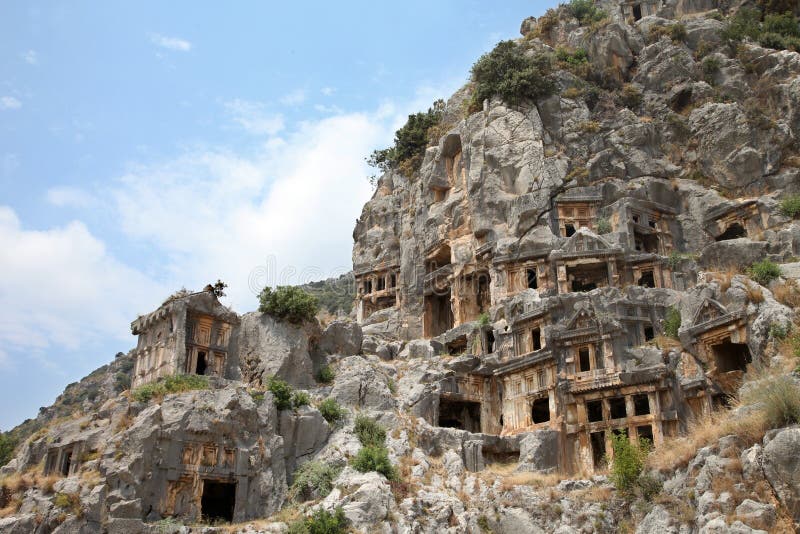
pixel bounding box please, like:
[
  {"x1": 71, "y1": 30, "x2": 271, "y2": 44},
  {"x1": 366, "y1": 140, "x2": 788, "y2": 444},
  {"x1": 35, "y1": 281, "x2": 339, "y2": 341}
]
[{"x1": 4, "y1": 1, "x2": 800, "y2": 533}]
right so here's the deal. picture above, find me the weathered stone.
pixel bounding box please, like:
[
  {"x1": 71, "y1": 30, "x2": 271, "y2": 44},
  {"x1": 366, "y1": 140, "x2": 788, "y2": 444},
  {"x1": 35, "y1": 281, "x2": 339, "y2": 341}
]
[{"x1": 762, "y1": 426, "x2": 800, "y2": 520}]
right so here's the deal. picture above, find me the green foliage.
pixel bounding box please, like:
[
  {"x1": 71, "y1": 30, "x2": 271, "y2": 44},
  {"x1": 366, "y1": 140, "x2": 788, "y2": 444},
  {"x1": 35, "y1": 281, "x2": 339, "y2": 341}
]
[
  {"x1": 779, "y1": 195, "x2": 800, "y2": 218},
  {"x1": 54, "y1": 492, "x2": 82, "y2": 516},
  {"x1": 131, "y1": 374, "x2": 209, "y2": 403},
  {"x1": 556, "y1": 47, "x2": 589, "y2": 76},
  {"x1": 742, "y1": 374, "x2": 800, "y2": 428},
  {"x1": 619, "y1": 83, "x2": 643, "y2": 110},
  {"x1": 650, "y1": 23, "x2": 687, "y2": 43},
  {"x1": 667, "y1": 251, "x2": 685, "y2": 270},
  {"x1": 289, "y1": 461, "x2": 343, "y2": 502},
  {"x1": 723, "y1": 8, "x2": 800, "y2": 50},
  {"x1": 113, "y1": 372, "x2": 131, "y2": 393},
  {"x1": 316, "y1": 365, "x2": 335, "y2": 384},
  {"x1": 0, "y1": 432, "x2": 17, "y2": 467},
  {"x1": 350, "y1": 445, "x2": 398, "y2": 480},
  {"x1": 567, "y1": 0, "x2": 607, "y2": 25},
  {"x1": 747, "y1": 259, "x2": 782, "y2": 286},
  {"x1": 317, "y1": 398, "x2": 345, "y2": 425},
  {"x1": 288, "y1": 507, "x2": 348, "y2": 534},
  {"x1": 478, "y1": 312, "x2": 490, "y2": 327},
  {"x1": 292, "y1": 391, "x2": 311, "y2": 408},
  {"x1": 354, "y1": 415, "x2": 386, "y2": 447},
  {"x1": 268, "y1": 376, "x2": 293, "y2": 411},
  {"x1": 258, "y1": 286, "x2": 318, "y2": 323},
  {"x1": 764, "y1": 12, "x2": 800, "y2": 36},
  {"x1": 595, "y1": 217, "x2": 611, "y2": 234},
  {"x1": 663, "y1": 307, "x2": 682, "y2": 339},
  {"x1": 722, "y1": 8, "x2": 764, "y2": 41},
  {"x1": 477, "y1": 515, "x2": 492, "y2": 533},
  {"x1": 367, "y1": 100, "x2": 444, "y2": 178},
  {"x1": 758, "y1": 0, "x2": 797, "y2": 14},
  {"x1": 470, "y1": 41, "x2": 555, "y2": 108},
  {"x1": 636, "y1": 472, "x2": 663, "y2": 502},
  {"x1": 300, "y1": 274, "x2": 355, "y2": 316},
  {"x1": 249, "y1": 390, "x2": 265, "y2": 403},
  {"x1": 702, "y1": 56, "x2": 722, "y2": 79},
  {"x1": 769, "y1": 322, "x2": 790, "y2": 340},
  {"x1": 609, "y1": 432, "x2": 650, "y2": 496}
]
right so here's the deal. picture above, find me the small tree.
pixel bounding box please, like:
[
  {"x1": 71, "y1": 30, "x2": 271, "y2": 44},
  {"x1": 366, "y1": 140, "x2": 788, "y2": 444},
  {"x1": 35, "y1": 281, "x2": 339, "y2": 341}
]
[
  {"x1": 267, "y1": 376, "x2": 293, "y2": 410},
  {"x1": 567, "y1": 0, "x2": 607, "y2": 24},
  {"x1": 258, "y1": 286, "x2": 319, "y2": 323},
  {"x1": 747, "y1": 260, "x2": 782, "y2": 287},
  {"x1": 0, "y1": 432, "x2": 16, "y2": 467},
  {"x1": 210, "y1": 279, "x2": 227, "y2": 297},
  {"x1": 471, "y1": 41, "x2": 555, "y2": 108},
  {"x1": 351, "y1": 445, "x2": 398, "y2": 481},
  {"x1": 663, "y1": 307, "x2": 682, "y2": 339},
  {"x1": 610, "y1": 432, "x2": 650, "y2": 496}
]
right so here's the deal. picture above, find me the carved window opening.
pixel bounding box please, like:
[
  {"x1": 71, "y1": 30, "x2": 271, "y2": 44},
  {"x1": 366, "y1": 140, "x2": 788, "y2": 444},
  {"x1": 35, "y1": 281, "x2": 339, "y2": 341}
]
[
  {"x1": 532, "y1": 328, "x2": 542, "y2": 351},
  {"x1": 567, "y1": 262, "x2": 608, "y2": 292},
  {"x1": 716, "y1": 223, "x2": 746, "y2": 241},
  {"x1": 578, "y1": 347, "x2": 592, "y2": 372},
  {"x1": 426, "y1": 245, "x2": 451, "y2": 274},
  {"x1": 446, "y1": 335, "x2": 468, "y2": 356},
  {"x1": 712, "y1": 339, "x2": 752, "y2": 373},
  {"x1": 364, "y1": 280, "x2": 372, "y2": 294},
  {"x1": 60, "y1": 447, "x2": 74, "y2": 476},
  {"x1": 590, "y1": 431, "x2": 606, "y2": 468},
  {"x1": 587, "y1": 400, "x2": 603, "y2": 423},
  {"x1": 634, "y1": 231, "x2": 659, "y2": 253},
  {"x1": 485, "y1": 329, "x2": 495, "y2": 354},
  {"x1": 644, "y1": 325, "x2": 655, "y2": 342},
  {"x1": 609, "y1": 397, "x2": 627, "y2": 419},
  {"x1": 196, "y1": 351, "x2": 208, "y2": 376},
  {"x1": 200, "y1": 480, "x2": 236, "y2": 523},
  {"x1": 638, "y1": 270, "x2": 656, "y2": 288},
  {"x1": 531, "y1": 398, "x2": 550, "y2": 424},
  {"x1": 526, "y1": 268, "x2": 538, "y2": 290},
  {"x1": 632, "y1": 4, "x2": 642, "y2": 20},
  {"x1": 633, "y1": 394, "x2": 650, "y2": 416},
  {"x1": 377, "y1": 277, "x2": 385, "y2": 291},
  {"x1": 637, "y1": 425, "x2": 654, "y2": 446},
  {"x1": 438, "y1": 399, "x2": 481, "y2": 432},
  {"x1": 433, "y1": 189, "x2": 446, "y2": 203},
  {"x1": 537, "y1": 369, "x2": 546, "y2": 389},
  {"x1": 424, "y1": 290, "x2": 453, "y2": 338},
  {"x1": 477, "y1": 271, "x2": 491, "y2": 313},
  {"x1": 564, "y1": 223, "x2": 576, "y2": 237},
  {"x1": 389, "y1": 274, "x2": 396, "y2": 288}
]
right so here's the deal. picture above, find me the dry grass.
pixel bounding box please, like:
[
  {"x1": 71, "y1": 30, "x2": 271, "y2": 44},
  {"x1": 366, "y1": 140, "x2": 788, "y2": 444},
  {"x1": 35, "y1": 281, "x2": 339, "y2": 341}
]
[
  {"x1": 572, "y1": 485, "x2": 613, "y2": 502},
  {"x1": 653, "y1": 335, "x2": 682, "y2": 351},
  {"x1": 498, "y1": 471, "x2": 564, "y2": 492},
  {"x1": 773, "y1": 280, "x2": 800, "y2": 308},
  {"x1": 744, "y1": 283, "x2": 764, "y2": 304},
  {"x1": 706, "y1": 267, "x2": 739, "y2": 292},
  {"x1": 79, "y1": 469, "x2": 102, "y2": 488},
  {"x1": 114, "y1": 413, "x2": 133, "y2": 433}
]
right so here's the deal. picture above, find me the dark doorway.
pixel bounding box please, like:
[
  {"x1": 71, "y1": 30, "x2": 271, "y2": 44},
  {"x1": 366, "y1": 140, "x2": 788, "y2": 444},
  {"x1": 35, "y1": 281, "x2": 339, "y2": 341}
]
[
  {"x1": 634, "y1": 231, "x2": 659, "y2": 253},
  {"x1": 590, "y1": 432, "x2": 606, "y2": 468},
  {"x1": 637, "y1": 425, "x2": 654, "y2": 446},
  {"x1": 477, "y1": 272, "x2": 491, "y2": 312},
  {"x1": 527, "y1": 268, "x2": 538, "y2": 289},
  {"x1": 201, "y1": 480, "x2": 236, "y2": 523},
  {"x1": 485, "y1": 329, "x2": 495, "y2": 354},
  {"x1": 424, "y1": 290, "x2": 454, "y2": 338},
  {"x1": 196, "y1": 351, "x2": 207, "y2": 375},
  {"x1": 578, "y1": 347, "x2": 591, "y2": 372},
  {"x1": 568, "y1": 262, "x2": 608, "y2": 292},
  {"x1": 609, "y1": 397, "x2": 627, "y2": 419},
  {"x1": 638, "y1": 270, "x2": 655, "y2": 288},
  {"x1": 60, "y1": 448, "x2": 73, "y2": 476},
  {"x1": 716, "y1": 223, "x2": 747, "y2": 241},
  {"x1": 633, "y1": 394, "x2": 650, "y2": 416},
  {"x1": 632, "y1": 4, "x2": 642, "y2": 20},
  {"x1": 531, "y1": 398, "x2": 550, "y2": 424},
  {"x1": 532, "y1": 328, "x2": 542, "y2": 351},
  {"x1": 565, "y1": 224, "x2": 576, "y2": 237},
  {"x1": 438, "y1": 399, "x2": 482, "y2": 432},
  {"x1": 712, "y1": 339, "x2": 752, "y2": 373},
  {"x1": 587, "y1": 400, "x2": 603, "y2": 422},
  {"x1": 644, "y1": 325, "x2": 655, "y2": 342}
]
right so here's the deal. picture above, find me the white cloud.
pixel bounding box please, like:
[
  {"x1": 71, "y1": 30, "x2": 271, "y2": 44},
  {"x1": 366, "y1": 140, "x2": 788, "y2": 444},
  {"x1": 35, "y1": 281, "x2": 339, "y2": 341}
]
[
  {"x1": 150, "y1": 34, "x2": 192, "y2": 52},
  {"x1": 46, "y1": 186, "x2": 96, "y2": 208},
  {"x1": 0, "y1": 207, "x2": 166, "y2": 366},
  {"x1": 0, "y1": 97, "x2": 21, "y2": 110},
  {"x1": 21, "y1": 50, "x2": 38, "y2": 65},
  {"x1": 224, "y1": 99, "x2": 285, "y2": 136},
  {"x1": 280, "y1": 89, "x2": 306, "y2": 106},
  {"x1": 321, "y1": 87, "x2": 335, "y2": 96}
]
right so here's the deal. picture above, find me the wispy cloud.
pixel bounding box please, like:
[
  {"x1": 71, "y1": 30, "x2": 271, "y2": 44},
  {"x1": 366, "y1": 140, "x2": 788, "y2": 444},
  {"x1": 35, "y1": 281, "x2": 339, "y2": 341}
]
[
  {"x1": 280, "y1": 89, "x2": 306, "y2": 106},
  {"x1": 224, "y1": 99, "x2": 284, "y2": 136},
  {"x1": 21, "y1": 50, "x2": 37, "y2": 65},
  {"x1": 0, "y1": 97, "x2": 21, "y2": 110},
  {"x1": 321, "y1": 87, "x2": 336, "y2": 96},
  {"x1": 150, "y1": 33, "x2": 192, "y2": 52},
  {"x1": 46, "y1": 186, "x2": 96, "y2": 208}
]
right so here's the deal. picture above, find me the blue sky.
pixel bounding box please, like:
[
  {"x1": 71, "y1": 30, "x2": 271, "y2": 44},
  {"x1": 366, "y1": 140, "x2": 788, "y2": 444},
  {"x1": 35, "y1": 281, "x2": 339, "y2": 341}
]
[{"x1": 0, "y1": 1, "x2": 558, "y2": 429}]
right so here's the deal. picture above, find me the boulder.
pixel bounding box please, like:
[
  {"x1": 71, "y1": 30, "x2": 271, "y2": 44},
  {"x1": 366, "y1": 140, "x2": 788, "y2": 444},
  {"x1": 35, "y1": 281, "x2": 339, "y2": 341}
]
[
  {"x1": 318, "y1": 320, "x2": 362, "y2": 356},
  {"x1": 517, "y1": 430, "x2": 559, "y2": 473},
  {"x1": 329, "y1": 356, "x2": 396, "y2": 410},
  {"x1": 762, "y1": 426, "x2": 800, "y2": 520}
]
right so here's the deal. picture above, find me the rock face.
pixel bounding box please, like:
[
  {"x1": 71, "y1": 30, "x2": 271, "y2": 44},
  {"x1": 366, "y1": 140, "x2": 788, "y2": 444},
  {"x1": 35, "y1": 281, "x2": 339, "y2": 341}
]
[
  {"x1": 234, "y1": 312, "x2": 321, "y2": 388},
  {"x1": 762, "y1": 427, "x2": 800, "y2": 521}
]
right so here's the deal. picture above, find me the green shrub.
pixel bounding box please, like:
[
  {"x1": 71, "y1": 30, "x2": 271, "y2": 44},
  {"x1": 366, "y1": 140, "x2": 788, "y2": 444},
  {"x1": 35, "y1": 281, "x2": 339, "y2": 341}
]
[
  {"x1": 595, "y1": 217, "x2": 612, "y2": 234},
  {"x1": 131, "y1": 374, "x2": 209, "y2": 403},
  {"x1": 289, "y1": 461, "x2": 342, "y2": 502},
  {"x1": 470, "y1": 41, "x2": 555, "y2": 108},
  {"x1": 769, "y1": 322, "x2": 790, "y2": 340},
  {"x1": 663, "y1": 307, "x2": 682, "y2": 339},
  {"x1": 288, "y1": 506, "x2": 348, "y2": 534},
  {"x1": 318, "y1": 398, "x2": 345, "y2": 425},
  {"x1": 758, "y1": 0, "x2": 797, "y2": 14},
  {"x1": 722, "y1": 8, "x2": 763, "y2": 42},
  {"x1": 759, "y1": 31, "x2": 788, "y2": 49},
  {"x1": 609, "y1": 432, "x2": 650, "y2": 496},
  {"x1": 367, "y1": 100, "x2": 444, "y2": 178},
  {"x1": 702, "y1": 56, "x2": 722, "y2": 77},
  {"x1": 354, "y1": 415, "x2": 386, "y2": 447},
  {"x1": 258, "y1": 286, "x2": 318, "y2": 323},
  {"x1": 478, "y1": 312, "x2": 490, "y2": 327},
  {"x1": 567, "y1": 0, "x2": 607, "y2": 25},
  {"x1": 763, "y1": 12, "x2": 800, "y2": 37},
  {"x1": 351, "y1": 445, "x2": 398, "y2": 480},
  {"x1": 249, "y1": 390, "x2": 265, "y2": 403},
  {"x1": 779, "y1": 195, "x2": 800, "y2": 218},
  {"x1": 267, "y1": 376, "x2": 293, "y2": 411},
  {"x1": 292, "y1": 391, "x2": 311, "y2": 408},
  {"x1": 316, "y1": 365, "x2": 335, "y2": 384},
  {"x1": 650, "y1": 23, "x2": 687, "y2": 43},
  {"x1": 742, "y1": 374, "x2": 800, "y2": 428},
  {"x1": 556, "y1": 47, "x2": 589, "y2": 65},
  {"x1": 747, "y1": 259, "x2": 782, "y2": 286},
  {"x1": 0, "y1": 432, "x2": 17, "y2": 467},
  {"x1": 636, "y1": 472, "x2": 663, "y2": 501},
  {"x1": 619, "y1": 83, "x2": 643, "y2": 110}
]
